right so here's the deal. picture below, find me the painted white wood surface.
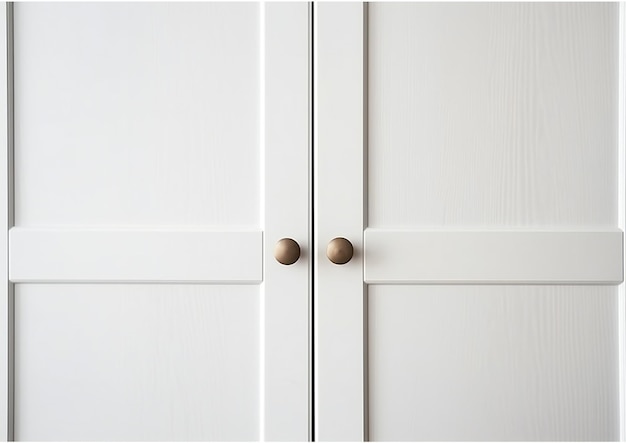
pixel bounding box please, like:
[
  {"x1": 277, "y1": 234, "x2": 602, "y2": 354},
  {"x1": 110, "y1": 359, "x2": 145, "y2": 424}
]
[
  {"x1": 619, "y1": 4, "x2": 626, "y2": 439},
  {"x1": 0, "y1": 3, "x2": 8, "y2": 442},
  {"x1": 264, "y1": 3, "x2": 311, "y2": 440},
  {"x1": 10, "y1": 3, "x2": 311, "y2": 441},
  {"x1": 314, "y1": 3, "x2": 366, "y2": 441},
  {"x1": 368, "y1": 285, "x2": 619, "y2": 441},
  {"x1": 317, "y1": 2, "x2": 622, "y2": 441},
  {"x1": 365, "y1": 229, "x2": 623, "y2": 284},
  {"x1": 368, "y1": 3, "x2": 618, "y2": 229},
  {"x1": 9, "y1": 228, "x2": 262, "y2": 283},
  {"x1": 14, "y1": 3, "x2": 260, "y2": 227},
  {"x1": 361, "y1": 3, "x2": 621, "y2": 441},
  {"x1": 14, "y1": 284, "x2": 260, "y2": 441}
]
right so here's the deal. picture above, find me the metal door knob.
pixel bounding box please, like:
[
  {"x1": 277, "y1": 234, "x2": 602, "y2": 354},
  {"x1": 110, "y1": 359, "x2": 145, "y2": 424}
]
[
  {"x1": 326, "y1": 237, "x2": 353, "y2": 265},
  {"x1": 274, "y1": 238, "x2": 301, "y2": 265}
]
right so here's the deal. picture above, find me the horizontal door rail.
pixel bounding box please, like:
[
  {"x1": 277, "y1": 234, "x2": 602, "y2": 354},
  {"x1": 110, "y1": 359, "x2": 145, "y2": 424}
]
[
  {"x1": 364, "y1": 229, "x2": 623, "y2": 284},
  {"x1": 9, "y1": 228, "x2": 262, "y2": 283}
]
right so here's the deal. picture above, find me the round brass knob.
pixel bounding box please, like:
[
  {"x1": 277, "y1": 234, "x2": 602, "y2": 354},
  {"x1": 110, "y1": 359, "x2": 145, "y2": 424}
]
[
  {"x1": 274, "y1": 238, "x2": 301, "y2": 265},
  {"x1": 326, "y1": 237, "x2": 353, "y2": 265}
]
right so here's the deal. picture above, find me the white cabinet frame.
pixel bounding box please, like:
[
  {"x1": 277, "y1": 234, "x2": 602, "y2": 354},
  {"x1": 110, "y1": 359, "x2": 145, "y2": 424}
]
[
  {"x1": 0, "y1": 3, "x2": 8, "y2": 441},
  {"x1": 619, "y1": 3, "x2": 626, "y2": 441},
  {"x1": 0, "y1": 1, "x2": 625, "y2": 441}
]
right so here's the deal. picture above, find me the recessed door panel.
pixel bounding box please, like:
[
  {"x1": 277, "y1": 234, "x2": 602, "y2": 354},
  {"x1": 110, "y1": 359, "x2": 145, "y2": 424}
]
[
  {"x1": 368, "y1": 285, "x2": 618, "y2": 441},
  {"x1": 14, "y1": 3, "x2": 260, "y2": 227},
  {"x1": 15, "y1": 284, "x2": 260, "y2": 441},
  {"x1": 368, "y1": 3, "x2": 617, "y2": 229}
]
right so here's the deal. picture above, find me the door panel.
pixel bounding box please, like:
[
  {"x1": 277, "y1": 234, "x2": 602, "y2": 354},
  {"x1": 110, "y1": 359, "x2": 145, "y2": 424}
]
[
  {"x1": 14, "y1": 3, "x2": 260, "y2": 227},
  {"x1": 12, "y1": 6, "x2": 263, "y2": 438},
  {"x1": 368, "y1": 285, "x2": 618, "y2": 441},
  {"x1": 14, "y1": 3, "x2": 260, "y2": 226},
  {"x1": 368, "y1": 3, "x2": 617, "y2": 229},
  {"x1": 9, "y1": 3, "x2": 311, "y2": 441},
  {"x1": 365, "y1": 3, "x2": 620, "y2": 439},
  {"x1": 316, "y1": 3, "x2": 622, "y2": 441},
  {"x1": 15, "y1": 284, "x2": 259, "y2": 441}
]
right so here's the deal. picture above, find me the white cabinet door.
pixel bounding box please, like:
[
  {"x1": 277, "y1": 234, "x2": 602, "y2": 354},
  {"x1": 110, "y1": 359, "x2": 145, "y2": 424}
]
[
  {"x1": 5, "y1": 3, "x2": 311, "y2": 441},
  {"x1": 316, "y1": 3, "x2": 623, "y2": 440}
]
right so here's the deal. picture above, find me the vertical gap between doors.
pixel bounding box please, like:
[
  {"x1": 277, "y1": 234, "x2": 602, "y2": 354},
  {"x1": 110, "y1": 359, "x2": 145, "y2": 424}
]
[
  {"x1": 618, "y1": 2, "x2": 626, "y2": 440},
  {"x1": 6, "y1": 2, "x2": 14, "y2": 441},
  {"x1": 309, "y1": 2, "x2": 315, "y2": 441}
]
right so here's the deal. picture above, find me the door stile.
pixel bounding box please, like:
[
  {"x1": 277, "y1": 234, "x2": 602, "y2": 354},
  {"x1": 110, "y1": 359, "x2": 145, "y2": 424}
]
[
  {"x1": 314, "y1": 3, "x2": 366, "y2": 441},
  {"x1": 264, "y1": 3, "x2": 312, "y2": 441}
]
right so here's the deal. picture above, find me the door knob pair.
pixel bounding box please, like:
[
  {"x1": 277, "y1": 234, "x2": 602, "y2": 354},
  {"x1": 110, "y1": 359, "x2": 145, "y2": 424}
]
[{"x1": 274, "y1": 237, "x2": 353, "y2": 265}]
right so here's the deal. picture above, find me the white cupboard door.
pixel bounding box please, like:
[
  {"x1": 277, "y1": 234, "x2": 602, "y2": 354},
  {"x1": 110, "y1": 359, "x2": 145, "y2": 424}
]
[
  {"x1": 8, "y1": 3, "x2": 311, "y2": 441},
  {"x1": 316, "y1": 3, "x2": 623, "y2": 441}
]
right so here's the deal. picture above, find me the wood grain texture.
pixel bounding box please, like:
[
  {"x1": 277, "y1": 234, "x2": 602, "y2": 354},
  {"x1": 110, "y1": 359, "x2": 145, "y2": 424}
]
[
  {"x1": 364, "y1": 229, "x2": 623, "y2": 284},
  {"x1": 368, "y1": 3, "x2": 618, "y2": 229},
  {"x1": 368, "y1": 285, "x2": 619, "y2": 441},
  {"x1": 9, "y1": 228, "x2": 262, "y2": 283},
  {"x1": 14, "y1": 284, "x2": 260, "y2": 441},
  {"x1": 14, "y1": 3, "x2": 260, "y2": 227}
]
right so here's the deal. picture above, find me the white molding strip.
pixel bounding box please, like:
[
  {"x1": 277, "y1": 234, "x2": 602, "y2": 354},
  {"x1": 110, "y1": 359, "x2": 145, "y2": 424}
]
[
  {"x1": 365, "y1": 229, "x2": 624, "y2": 284},
  {"x1": 9, "y1": 228, "x2": 262, "y2": 283},
  {"x1": 617, "y1": 2, "x2": 626, "y2": 441},
  {"x1": 259, "y1": 3, "x2": 266, "y2": 438}
]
